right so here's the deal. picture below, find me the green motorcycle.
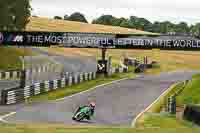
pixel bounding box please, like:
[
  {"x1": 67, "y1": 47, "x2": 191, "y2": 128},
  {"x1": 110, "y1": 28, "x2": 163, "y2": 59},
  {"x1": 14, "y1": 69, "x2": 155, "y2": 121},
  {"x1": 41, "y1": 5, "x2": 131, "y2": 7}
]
[{"x1": 72, "y1": 106, "x2": 94, "y2": 121}]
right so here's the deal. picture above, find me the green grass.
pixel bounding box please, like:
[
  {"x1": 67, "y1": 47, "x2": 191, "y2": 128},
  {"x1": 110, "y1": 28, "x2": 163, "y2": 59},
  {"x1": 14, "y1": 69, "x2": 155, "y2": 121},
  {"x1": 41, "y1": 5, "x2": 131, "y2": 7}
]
[
  {"x1": 135, "y1": 82, "x2": 186, "y2": 127},
  {"x1": 142, "y1": 113, "x2": 194, "y2": 128},
  {"x1": 26, "y1": 72, "x2": 135, "y2": 103},
  {"x1": 177, "y1": 74, "x2": 200, "y2": 105},
  {"x1": 0, "y1": 123, "x2": 200, "y2": 133},
  {"x1": 0, "y1": 46, "x2": 35, "y2": 70},
  {"x1": 149, "y1": 82, "x2": 184, "y2": 113},
  {"x1": 138, "y1": 74, "x2": 200, "y2": 129}
]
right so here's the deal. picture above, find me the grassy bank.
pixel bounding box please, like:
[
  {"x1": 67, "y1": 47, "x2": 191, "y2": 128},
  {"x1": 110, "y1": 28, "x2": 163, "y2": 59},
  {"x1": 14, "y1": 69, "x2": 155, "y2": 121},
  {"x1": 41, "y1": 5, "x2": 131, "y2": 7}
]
[
  {"x1": 0, "y1": 123, "x2": 200, "y2": 133},
  {"x1": 27, "y1": 72, "x2": 135, "y2": 103},
  {"x1": 142, "y1": 113, "x2": 194, "y2": 128},
  {"x1": 0, "y1": 47, "x2": 35, "y2": 70},
  {"x1": 139, "y1": 74, "x2": 200, "y2": 129},
  {"x1": 135, "y1": 82, "x2": 185, "y2": 127},
  {"x1": 176, "y1": 74, "x2": 200, "y2": 105},
  {"x1": 27, "y1": 17, "x2": 156, "y2": 35}
]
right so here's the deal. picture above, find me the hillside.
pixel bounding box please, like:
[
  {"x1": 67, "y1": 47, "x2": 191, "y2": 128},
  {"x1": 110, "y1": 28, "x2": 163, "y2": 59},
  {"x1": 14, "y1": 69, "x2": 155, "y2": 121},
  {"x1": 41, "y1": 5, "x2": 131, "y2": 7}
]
[{"x1": 26, "y1": 17, "x2": 158, "y2": 35}]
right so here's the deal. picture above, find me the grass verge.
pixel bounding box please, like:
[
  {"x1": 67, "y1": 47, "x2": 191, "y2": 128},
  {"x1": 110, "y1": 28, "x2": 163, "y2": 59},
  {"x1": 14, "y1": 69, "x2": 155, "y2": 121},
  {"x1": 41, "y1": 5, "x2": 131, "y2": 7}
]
[
  {"x1": 135, "y1": 82, "x2": 185, "y2": 127},
  {"x1": 138, "y1": 74, "x2": 200, "y2": 129},
  {"x1": 26, "y1": 72, "x2": 135, "y2": 103},
  {"x1": 176, "y1": 74, "x2": 200, "y2": 105},
  {"x1": 0, "y1": 123, "x2": 200, "y2": 133},
  {"x1": 142, "y1": 113, "x2": 194, "y2": 128}
]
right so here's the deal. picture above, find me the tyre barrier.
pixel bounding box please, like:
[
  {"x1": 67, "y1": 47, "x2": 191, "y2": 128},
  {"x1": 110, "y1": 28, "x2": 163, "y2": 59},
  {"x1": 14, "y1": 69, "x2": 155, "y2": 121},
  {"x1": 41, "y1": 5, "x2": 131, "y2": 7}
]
[
  {"x1": 1, "y1": 72, "x2": 97, "y2": 105},
  {"x1": 111, "y1": 67, "x2": 128, "y2": 74},
  {"x1": 183, "y1": 104, "x2": 200, "y2": 125}
]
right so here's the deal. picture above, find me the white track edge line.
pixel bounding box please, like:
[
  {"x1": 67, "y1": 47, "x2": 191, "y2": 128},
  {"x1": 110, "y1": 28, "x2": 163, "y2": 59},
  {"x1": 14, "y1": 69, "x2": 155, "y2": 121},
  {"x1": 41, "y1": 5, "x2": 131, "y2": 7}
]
[
  {"x1": 54, "y1": 78, "x2": 130, "y2": 102},
  {"x1": 0, "y1": 112, "x2": 16, "y2": 122},
  {"x1": 131, "y1": 82, "x2": 178, "y2": 127},
  {"x1": 0, "y1": 75, "x2": 138, "y2": 122}
]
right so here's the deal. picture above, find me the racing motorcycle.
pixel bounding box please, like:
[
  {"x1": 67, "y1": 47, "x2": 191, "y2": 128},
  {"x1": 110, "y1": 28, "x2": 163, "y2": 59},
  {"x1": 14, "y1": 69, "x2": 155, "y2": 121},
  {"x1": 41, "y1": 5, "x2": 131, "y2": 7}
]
[
  {"x1": 72, "y1": 106, "x2": 93, "y2": 121},
  {"x1": 72, "y1": 103, "x2": 95, "y2": 121}
]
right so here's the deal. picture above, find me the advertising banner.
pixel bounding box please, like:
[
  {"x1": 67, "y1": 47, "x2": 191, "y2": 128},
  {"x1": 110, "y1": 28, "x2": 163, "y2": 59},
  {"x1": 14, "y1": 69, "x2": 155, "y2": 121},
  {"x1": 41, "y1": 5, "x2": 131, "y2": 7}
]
[{"x1": 0, "y1": 31, "x2": 200, "y2": 50}]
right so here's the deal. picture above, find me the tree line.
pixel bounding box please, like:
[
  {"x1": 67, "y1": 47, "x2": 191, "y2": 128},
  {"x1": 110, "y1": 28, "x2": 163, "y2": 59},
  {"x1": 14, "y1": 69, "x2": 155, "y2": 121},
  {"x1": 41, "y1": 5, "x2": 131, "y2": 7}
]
[{"x1": 57, "y1": 13, "x2": 200, "y2": 37}]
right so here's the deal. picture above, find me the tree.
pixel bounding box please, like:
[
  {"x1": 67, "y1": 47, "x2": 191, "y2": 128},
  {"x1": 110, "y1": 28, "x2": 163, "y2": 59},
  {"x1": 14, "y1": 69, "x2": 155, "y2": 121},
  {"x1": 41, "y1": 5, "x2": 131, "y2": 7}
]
[
  {"x1": 119, "y1": 19, "x2": 130, "y2": 28},
  {"x1": 190, "y1": 23, "x2": 200, "y2": 37},
  {"x1": 112, "y1": 17, "x2": 125, "y2": 26},
  {"x1": 92, "y1": 15, "x2": 115, "y2": 25},
  {"x1": 67, "y1": 12, "x2": 88, "y2": 23},
  {"x1": 128, "y1": 16, "x2": 152, "y2": 31},
  {"x1": 151, "y1": 22, "x2": 161, "y2": 33},
  {"x1": 54, "y1": 16, "x2": 62, "y2": 20},
  {"x1": 0, "y1": 0, "x2": 31, "y2": 31},
  {"x1": 175, "y1": 22, "x2": 189, "y2": 33},
  {"x1": 64, "y1": 14, "x2": 68, "y2": 20}
]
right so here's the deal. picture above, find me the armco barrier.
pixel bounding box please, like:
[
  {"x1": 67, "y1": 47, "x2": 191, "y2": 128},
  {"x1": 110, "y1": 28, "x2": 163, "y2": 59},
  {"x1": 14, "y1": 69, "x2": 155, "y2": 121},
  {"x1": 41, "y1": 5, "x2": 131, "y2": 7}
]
[
  {"x1": 1, "y1": 72, "x2": 97, "y2": 105},
  {"x1": 111, "y1": 67, "x2": 128, "y2": 74}
]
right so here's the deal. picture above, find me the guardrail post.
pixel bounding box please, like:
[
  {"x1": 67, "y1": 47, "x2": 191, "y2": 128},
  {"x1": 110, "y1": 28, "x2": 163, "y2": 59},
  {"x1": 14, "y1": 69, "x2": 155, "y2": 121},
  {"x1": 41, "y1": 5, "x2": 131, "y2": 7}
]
[
  {"x1": 20, "y1": 70, "x2": 26, "y2": 88},
  {"x1": 1, "y1": 90, "x2": 7, "y2": 105},
  {"x1": 168, "y1": 96, "x2": 176, "y2": 114}
]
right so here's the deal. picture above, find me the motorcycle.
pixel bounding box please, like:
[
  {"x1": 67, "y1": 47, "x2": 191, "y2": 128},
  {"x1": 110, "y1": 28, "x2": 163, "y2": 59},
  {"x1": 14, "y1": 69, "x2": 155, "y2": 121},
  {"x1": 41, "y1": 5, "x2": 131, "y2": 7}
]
[{"x1": 72, "y1": 106, "x2": 93, "y2": 121}]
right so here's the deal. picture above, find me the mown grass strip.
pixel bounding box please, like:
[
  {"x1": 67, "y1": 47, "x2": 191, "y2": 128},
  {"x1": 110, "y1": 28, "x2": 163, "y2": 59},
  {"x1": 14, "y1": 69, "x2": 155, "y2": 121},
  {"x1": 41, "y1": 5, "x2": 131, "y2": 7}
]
[
  {"x1": 0, "y1": 122, "x2": 200, "y2": 133},
  {"x1": 142, "y1": 113, "x2": 194, "y2": 128}
]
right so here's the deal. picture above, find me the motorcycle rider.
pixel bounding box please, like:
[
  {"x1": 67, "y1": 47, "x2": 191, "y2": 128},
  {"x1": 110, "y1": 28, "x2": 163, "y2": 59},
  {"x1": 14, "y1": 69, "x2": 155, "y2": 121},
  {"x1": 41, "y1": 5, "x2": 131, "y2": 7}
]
[{"x1": 73, "y1": 102, "x2": 96, "y2": 120}]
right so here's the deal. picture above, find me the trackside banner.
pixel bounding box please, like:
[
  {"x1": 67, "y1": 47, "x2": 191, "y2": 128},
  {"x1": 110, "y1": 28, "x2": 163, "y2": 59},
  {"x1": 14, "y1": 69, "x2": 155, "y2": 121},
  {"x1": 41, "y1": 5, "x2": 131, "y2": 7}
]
[{"x1": 1, "y1": 31, "x2": 200, "y2": 50}]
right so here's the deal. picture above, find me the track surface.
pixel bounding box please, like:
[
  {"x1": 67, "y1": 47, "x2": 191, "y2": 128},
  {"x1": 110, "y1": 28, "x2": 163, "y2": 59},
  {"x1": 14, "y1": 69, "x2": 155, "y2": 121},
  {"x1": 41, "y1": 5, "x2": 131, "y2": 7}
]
[{"x1": 2, "y1": 71, "x2": 199, "y2": 126}]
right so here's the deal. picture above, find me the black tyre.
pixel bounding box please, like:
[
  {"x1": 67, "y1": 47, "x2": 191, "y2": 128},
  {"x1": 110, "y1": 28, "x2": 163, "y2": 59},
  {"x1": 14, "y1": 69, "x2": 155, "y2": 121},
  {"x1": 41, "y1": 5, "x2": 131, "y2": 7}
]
[{"x1": 72, "y1": 117, "x2": 76, "y2": 120}]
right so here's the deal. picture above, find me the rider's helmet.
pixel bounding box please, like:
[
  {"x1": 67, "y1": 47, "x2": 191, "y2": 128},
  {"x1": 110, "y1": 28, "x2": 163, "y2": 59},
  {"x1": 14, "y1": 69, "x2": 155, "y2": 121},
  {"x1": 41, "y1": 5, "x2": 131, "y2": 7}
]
[{"x1": 89, "y1": 102, "x2": 96, "y2": 109}]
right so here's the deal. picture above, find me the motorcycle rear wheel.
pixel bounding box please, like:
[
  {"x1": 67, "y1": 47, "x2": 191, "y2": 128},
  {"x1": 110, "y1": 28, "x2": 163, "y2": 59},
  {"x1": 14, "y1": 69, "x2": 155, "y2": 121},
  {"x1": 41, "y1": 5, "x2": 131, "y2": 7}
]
[{"x1": 74, "y1": 112, "x2": 85, "y2": 121}]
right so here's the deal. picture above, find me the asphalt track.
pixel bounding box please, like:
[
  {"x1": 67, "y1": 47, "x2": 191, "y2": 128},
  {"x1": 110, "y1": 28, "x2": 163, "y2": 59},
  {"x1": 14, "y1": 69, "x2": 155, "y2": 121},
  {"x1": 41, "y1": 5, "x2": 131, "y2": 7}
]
[{"x1": 2, "y1": 71, "x2": 200, "y2": 126}]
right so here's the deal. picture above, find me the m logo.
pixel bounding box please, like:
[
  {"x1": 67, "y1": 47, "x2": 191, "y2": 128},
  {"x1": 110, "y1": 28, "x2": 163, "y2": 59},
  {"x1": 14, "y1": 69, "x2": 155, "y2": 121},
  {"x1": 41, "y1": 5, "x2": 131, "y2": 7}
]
[
  {"x1": 13, "y1": 35, "x2": 23, "y2": 42},
  {"x1": 0, "y1": 32, "x2": 4, "y2": 44}
]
